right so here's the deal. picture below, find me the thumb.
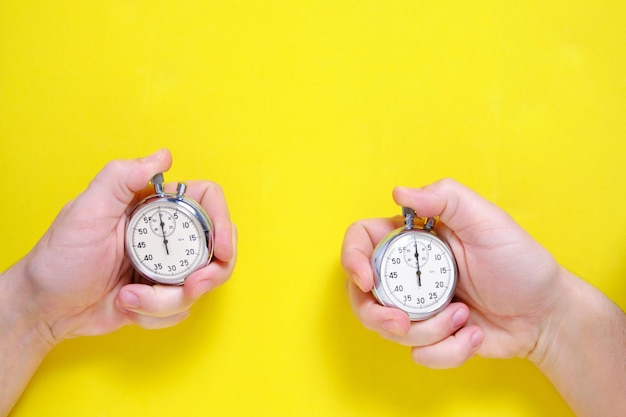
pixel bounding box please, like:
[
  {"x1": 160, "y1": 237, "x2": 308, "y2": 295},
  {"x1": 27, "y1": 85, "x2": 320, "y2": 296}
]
[
  {"x1": 76, "y1": 149, "x2": 173, "y2": 217},
  {"x1": 392, "y1": 179, "x2": 516, "y2": 240}
]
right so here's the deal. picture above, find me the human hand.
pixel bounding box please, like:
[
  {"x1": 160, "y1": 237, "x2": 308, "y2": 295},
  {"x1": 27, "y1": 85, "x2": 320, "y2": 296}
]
[
  {"x1": 341, "y1": 179, "x2": 561, "y2": 368},
  {"x1": 18, "y1": 149, "x2": 237, "y2": 344}
]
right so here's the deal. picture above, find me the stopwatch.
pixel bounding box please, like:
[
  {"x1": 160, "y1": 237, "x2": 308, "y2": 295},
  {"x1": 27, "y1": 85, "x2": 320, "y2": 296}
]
[
  {"x1": 371, "y1": 207, "x2": 457, "y2": 321},
  {"x1": 125, "y1": 173, "x2": 214, "y2": 285}
]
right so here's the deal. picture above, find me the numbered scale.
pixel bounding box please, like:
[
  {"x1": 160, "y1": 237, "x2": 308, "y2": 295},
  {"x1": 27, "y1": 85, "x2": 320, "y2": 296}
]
[
  {"x1": 125, "y1": 173, "x2": 214, "y2": 285},
  {"x1": 371, "y1": 207, "x2": 457, "y2": 320}
]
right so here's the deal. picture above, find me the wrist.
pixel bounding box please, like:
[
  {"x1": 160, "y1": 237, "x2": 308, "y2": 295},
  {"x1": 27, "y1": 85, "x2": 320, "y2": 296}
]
[
  {"x1": 528, "y1": 267, "x2": 626, "y2": 416},
  {"x1": 528, "y1": 266, "x2": 589, "y2": 368},
  {"x1": 0, "y1": 259, "x2": 57, "y2": 415},
  {"x1": 0, "y1": 259, "x2": 58, "y2": 354}
]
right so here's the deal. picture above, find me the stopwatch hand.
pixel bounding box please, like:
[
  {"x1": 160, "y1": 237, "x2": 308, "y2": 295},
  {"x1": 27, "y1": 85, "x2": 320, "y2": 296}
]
[
  {"x1": 158, "y1": 212, "x2": 170, "y2": 255},
  {"x1": 414, "y1": 237, "x2": 421, "y2": 286}
]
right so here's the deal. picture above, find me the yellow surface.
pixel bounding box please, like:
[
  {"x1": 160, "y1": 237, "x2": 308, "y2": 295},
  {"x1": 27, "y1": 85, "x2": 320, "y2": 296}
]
[{"x1": 1, "y1": 1, "x2": 625, "y2": 416}]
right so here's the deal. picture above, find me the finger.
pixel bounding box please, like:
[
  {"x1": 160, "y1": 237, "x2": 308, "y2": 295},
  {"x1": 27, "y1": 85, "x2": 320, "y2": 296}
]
[
  {"x1": 116, "y1": 283, "x2": 193, "y2": 317},
  {"x1": 151, "y1": 179, "x2": 234, "y2": 263},
  {"x1": 386, "y1": 303, "x2": 470, "y2": 347},
  {"x1": 183, "y1": 180, "x2": 234, "y2": 263},
  {"x1": 341, "y1": 218, "x2": 400, "y2": 291},
  {"x1": 127, "y1": 310, "x2": 191, "y2": 330},
  {"x1": 392, "y1": 179, "x2": 515, "y2": 241},
  {"x1": 349, "y1": 279, "x2": 471, "y2": 347},
  {"x1": 346, "y1": 280, "x2": 411, "y2": 335},
  {"x1": 411, "y1": 325, "x2": 484, "y2": 369},
  {"x1": 77, "y1": 149, "x2": 173, "y2": 218},
  {"x1": 183, "y1": 223, "x2": 238, "y2": 300}
]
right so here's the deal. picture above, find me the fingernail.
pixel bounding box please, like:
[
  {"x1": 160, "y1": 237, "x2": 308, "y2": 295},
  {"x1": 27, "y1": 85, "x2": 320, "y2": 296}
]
[
  {"x1": 121, "y1": 291, "x2": 140, "y2": 309},
  {"x1": 142, "y1": 149, "x2": 164, "y2": 163},
  {"x1": 471, "y1": 330, "x2": 484, "y2": 349},
  {"x1": 350, "y1": 273, "x2": 365, "y2": 292},
  {"x1": 452, "y1": 308, "x2": 468, "y2": 328},
  {"x1": 195, "y1": 280, "x2": 214, "y2": 297},
  {"x1": 382, "y1": 320, "x2": 403, "y2": 335},
  {"x1": 396, "y1": 186, "x2": 421, "y2": 193}
]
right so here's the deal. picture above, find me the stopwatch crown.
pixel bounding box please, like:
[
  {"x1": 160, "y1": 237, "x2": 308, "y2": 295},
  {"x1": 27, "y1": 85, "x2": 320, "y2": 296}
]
[
  {"x1": 402, "y1": 207, "x2": 416, "y2": 230},
  {"x1": 151, "y1": 173, "x2": 165, "y2": 195}
]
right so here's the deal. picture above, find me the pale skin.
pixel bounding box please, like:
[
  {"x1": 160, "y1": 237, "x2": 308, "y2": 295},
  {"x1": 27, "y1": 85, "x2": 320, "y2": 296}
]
[
  {"x1": 0, "y1": 149, "x2": 237, "y2": 416},
  {"x1": 341, "y1": 179, "x2": 626, "y2": 417}
]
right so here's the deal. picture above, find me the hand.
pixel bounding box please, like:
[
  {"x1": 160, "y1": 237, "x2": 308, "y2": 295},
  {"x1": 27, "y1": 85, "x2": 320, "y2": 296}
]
[
  {"x1": 341, "y1": 179, "x2": 561, "y2": 368},
  {"x1": 17, "y1": 149, "x2": 237, "y2": 344}
]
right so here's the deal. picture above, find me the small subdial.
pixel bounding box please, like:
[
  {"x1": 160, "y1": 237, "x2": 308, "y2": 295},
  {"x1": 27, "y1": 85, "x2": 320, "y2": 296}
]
[
  {"x1": 150, "y1": 209, "x2": 177, "y2": 237},
  {"x1": 403, "y1": 239, "x2": 429, "y2": 268}
]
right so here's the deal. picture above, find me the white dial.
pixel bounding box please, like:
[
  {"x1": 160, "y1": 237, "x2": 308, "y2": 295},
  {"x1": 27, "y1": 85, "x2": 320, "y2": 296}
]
[
  {"x1": 371, "y1": 210, "x2": 457, "y2": 320},
  {"x1": 125, "y1": 174, "x2": 213, "y2": 285}
]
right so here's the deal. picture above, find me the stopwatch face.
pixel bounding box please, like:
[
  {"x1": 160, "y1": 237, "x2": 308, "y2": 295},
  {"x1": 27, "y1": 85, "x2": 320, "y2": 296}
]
[
  {"x1": 126, "y1": 198, "x2": 212, "y2": 285},
  {"x1": 372, "y1": 229, "x2": 457, "y2": 321}
]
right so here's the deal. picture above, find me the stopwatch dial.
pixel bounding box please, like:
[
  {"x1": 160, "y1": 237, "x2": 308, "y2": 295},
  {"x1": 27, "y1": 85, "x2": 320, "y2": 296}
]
[
  {"x1": 127, "y1": 201, "x2": 208, "y2": 283},
  {"x1": 381, "y1": 232, "x2": 456, "y2": 314}
]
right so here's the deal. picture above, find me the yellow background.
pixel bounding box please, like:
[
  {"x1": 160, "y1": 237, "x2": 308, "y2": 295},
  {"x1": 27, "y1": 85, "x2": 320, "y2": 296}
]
[{"x1": 1, "y1": 1, "x2": 625, "y2": 416}]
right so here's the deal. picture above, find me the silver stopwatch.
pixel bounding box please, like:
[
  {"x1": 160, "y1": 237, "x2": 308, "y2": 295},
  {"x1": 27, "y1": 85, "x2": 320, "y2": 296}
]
[
  {"x1": 371, "y1": 207, "x2": 457, "y2": 320},
  {"x1": 125, "y1": 173, "x2": 214, "y2": 285}
]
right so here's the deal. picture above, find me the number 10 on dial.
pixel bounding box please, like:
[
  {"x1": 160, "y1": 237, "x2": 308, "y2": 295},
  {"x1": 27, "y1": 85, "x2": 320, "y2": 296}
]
[
  {"x1": 125, "y1": 173, "x2": 214, "y2": 285},
  {"x1": 371, "y1": 208, "x2": 457, "y2": 321}
]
